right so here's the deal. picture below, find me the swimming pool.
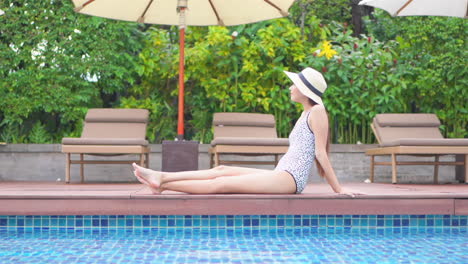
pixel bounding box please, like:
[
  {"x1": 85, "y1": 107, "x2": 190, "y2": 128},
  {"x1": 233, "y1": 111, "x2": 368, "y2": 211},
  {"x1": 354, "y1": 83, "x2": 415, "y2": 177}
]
[{"x1": 1, "y1": 215, "x2": 467, "y2": 263}]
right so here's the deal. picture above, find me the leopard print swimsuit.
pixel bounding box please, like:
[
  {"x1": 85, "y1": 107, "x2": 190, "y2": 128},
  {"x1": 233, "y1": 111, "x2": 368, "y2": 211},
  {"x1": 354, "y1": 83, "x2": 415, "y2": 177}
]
[{"x1": 275, "y1": 110, "x2": 315, "y2": 193}]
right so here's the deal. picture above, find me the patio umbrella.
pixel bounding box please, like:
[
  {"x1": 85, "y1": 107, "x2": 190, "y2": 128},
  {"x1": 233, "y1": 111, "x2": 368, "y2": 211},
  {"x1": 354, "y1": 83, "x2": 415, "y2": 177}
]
[
  {"x1": 358, "y1": 0, "x2": 467, "y2": 18},
  {"x1": 71, "y1": 0, "x2": 295, "y2": 140}
]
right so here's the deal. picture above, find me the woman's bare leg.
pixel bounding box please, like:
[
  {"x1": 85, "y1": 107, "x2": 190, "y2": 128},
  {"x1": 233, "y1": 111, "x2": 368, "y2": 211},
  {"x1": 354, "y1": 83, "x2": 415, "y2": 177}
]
[
  {"x1": 159, "y1": 170, "x2": 296, "y2": 194},
  {"x1": 132, "y1": 163, "x2": 271, "y2": 188}
]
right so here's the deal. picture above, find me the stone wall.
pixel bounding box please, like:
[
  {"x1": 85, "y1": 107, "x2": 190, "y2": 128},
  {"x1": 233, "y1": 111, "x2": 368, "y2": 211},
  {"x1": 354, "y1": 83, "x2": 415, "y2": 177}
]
[{"x1": 0, "y1": 144, "x2": 461, "y2": 184}]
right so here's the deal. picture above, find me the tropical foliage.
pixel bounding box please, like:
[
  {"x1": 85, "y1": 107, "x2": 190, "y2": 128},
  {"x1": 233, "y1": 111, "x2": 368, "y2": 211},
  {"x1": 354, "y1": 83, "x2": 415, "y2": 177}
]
[
  {"x1": 0, "y1": 1, "x2": 466, "y2": 144},
  {"x1": 0, "y1": 1, "x2": 143, "y2": 143}
]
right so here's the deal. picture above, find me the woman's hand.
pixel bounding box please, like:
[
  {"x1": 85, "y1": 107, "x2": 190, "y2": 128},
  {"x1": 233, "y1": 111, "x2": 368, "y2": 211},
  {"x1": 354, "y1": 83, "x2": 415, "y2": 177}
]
[{"x1": 337, "y1": 188, "x2": 365, "y2": 198}]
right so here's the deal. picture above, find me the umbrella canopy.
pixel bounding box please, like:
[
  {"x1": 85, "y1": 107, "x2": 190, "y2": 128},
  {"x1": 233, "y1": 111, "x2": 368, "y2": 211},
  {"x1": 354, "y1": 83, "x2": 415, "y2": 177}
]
[
  {"x1": 73, "y1": 0, "x2": 292, "y2": 26},
  {"x1": 358, "y1": 0, "x2": 467, "y2": 18},
  {"x1": 72, "y1": 0, "x2": 295, "y2": 139}
]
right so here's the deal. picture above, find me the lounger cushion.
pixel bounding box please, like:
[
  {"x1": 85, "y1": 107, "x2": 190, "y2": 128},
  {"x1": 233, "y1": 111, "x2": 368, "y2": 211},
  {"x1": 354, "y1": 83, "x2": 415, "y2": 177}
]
[
  {"x1": 211, "y1": 137, "x2": 289, "y2": 146},
  {"x1": 374, "y1": 123, "x2": 444, "y2": 143},
  {"x1": 82, "y1": 123, "x2": 147, "y2": 138},
  {"x1": 213, "y1": 112, "x2": 275, "y2": 127},
  {"x1": 62, "y1": 137, "x2": 149, "y2": 146},
  {"x1": 85, "y1": 108, "x2": 149, "y2": 123},
  {"x1": 375, "y1": 114, "x2": 440, "y2": 127},
  {"x1": 214, "y1": 126, "x2": 278, "y2": 138},
  {"x1": 380, "y1": 138, "x2": 468, "y2": 147}
]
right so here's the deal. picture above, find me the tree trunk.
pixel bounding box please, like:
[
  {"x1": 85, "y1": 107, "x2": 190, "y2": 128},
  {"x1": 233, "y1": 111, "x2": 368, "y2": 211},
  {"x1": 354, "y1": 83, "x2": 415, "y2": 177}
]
[{"x1": 350, "y1": 0, "x2": 374, "y2": 37}]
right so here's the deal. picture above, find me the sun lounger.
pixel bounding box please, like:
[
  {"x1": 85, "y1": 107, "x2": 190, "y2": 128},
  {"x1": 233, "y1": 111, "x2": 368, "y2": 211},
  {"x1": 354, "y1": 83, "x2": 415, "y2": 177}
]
[
  {"x1": 366, "y1": 113, "x2": 468, "y2": 183},
  {"x1": 61, "y1": 108, "x2": 150, "y2": 183},
  {"x1": 209, "y1": 112, "x2": 289, "y2": 167}
]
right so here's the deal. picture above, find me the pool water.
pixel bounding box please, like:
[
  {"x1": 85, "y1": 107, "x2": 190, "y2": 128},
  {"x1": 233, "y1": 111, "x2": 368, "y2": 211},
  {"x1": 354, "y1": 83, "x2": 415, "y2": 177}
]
[{"x1": 0, "y1": 227, "x2": 466, "y2": 264}]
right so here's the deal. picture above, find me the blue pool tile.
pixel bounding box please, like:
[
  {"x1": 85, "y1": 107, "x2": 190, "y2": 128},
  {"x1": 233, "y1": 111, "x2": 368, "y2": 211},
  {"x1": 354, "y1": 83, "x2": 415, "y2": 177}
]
[
  {"x1": 319, "y1": 218, "x2": 327, "y2": 226},
  {"x1": 311, "y1": 219, "x2": 318, "y2": 226},
  {"x1": 268, "y1": 219, "x2": 277, "y2": 226},
  {"x1": 134, "y1": 218, "x2": 142, "y2": 227},
  {"x1": 0, "y1": 215, "x2": 467, "y2": 230},
  {"x1": 124, "y1": 219, "x2": 133, "y2": 226},
  {"x1": 42, "y1": 217, "x2": 50, "y2": 226},
  {"x1": 251, "y1": 219, "x2": 259, "y2": 227},
  {"x1": 402, "y1": 219, "x2": 409, "y2": 226},
  {"x1": 294, "y1": 219, "x2": 301, "y2": 226},
  {"x1": 176, "y1": 219, "x2": 184, "y2": 226},
  {"x1": 100, "y1": 219, "x2": 108, "y2": 227},
  {"x1": 419, "y1": 219, "x2": 429, "y2": 227},
  {"x1": 377, "y1": 220, "x2": 384, "y2": 227},
  {"x1": 460, "y1": 219, "x2": 467, "y2": 226},
  {"x1": 277, "y1": 219, "x2": 284, "y2": 227},
  {"x1": 59, "y1": 218, "x2": 66, "y2": 227},
  {"x1": 344, "y1": 219, "x2": 352, "y2": 226},
  {"x1": 393, "y1": 219, "x2": 401, "y2": 226},
  {"x1": 168, "y1": 219, "x2": 175, "y2": 227}
]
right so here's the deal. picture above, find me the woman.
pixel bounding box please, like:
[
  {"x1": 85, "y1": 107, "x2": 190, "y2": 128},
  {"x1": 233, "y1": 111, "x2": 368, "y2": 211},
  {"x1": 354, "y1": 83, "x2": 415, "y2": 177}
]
[{"x1": 133, "y1": 67, "x2": 361, "y2": 197}]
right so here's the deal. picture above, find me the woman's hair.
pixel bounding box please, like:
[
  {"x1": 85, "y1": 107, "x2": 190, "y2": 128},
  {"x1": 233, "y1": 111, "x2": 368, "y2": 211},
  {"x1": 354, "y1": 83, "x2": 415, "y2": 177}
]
[{"x1": 308, "y1": 98, "x2": 330, "y2": 178}]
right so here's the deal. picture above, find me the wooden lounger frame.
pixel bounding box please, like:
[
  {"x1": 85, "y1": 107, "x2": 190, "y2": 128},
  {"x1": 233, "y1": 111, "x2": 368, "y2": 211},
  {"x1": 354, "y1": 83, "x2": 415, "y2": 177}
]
[
  {"x1": 209, "y1": 145, "x2": 288, "y2": 168},
  {"x1": 366, "y1": 146, "x2": 467, "y2": 184},
  {"x1": 62, "y1": 145, "x2": 150, "y2": 183},
  {"x1": 366, "y1": 123, "x2": 468, "y2": 184}
]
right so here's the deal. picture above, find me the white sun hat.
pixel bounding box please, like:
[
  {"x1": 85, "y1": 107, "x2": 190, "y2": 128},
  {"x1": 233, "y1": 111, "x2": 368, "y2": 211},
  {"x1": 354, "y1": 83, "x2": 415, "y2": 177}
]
[{"x1": 284, "y1": 67, "x2": 328, "y2": 106}]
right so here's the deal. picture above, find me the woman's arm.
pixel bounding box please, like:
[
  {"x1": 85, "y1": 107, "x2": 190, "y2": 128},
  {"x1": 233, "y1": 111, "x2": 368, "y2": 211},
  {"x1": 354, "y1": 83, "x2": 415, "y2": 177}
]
[
  {"x1": 308, "y1": 106, "x2": 343, "y2": 193},
  {"x1": 308, "y1": 106, "x2": 364, "y2": 197}
]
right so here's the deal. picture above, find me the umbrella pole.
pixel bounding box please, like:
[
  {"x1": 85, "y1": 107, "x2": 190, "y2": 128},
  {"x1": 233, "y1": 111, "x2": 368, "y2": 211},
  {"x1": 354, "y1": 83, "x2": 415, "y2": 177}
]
[
  {"x1": 177, "y1": 26, "x2": 185, "y2": 141},
  {"x1": 177, "y1": 2, "x2": 187, "y2": 141}
]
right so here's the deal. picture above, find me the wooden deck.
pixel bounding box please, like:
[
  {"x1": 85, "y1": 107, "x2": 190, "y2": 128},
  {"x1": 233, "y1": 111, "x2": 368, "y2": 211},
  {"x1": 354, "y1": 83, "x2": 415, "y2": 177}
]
[{"x1": 0, "y1": 182, "x2": 467, "y2": 215}]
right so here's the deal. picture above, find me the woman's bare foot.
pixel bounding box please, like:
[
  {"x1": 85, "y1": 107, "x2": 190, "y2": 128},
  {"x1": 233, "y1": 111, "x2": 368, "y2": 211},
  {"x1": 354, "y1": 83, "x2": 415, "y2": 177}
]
[
  {"x1": 132, "y1": 171, "x2": 161, "y2": 194},
  {"x1": 132, "y1": 163, "x2": 163, "y2": 194}
]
